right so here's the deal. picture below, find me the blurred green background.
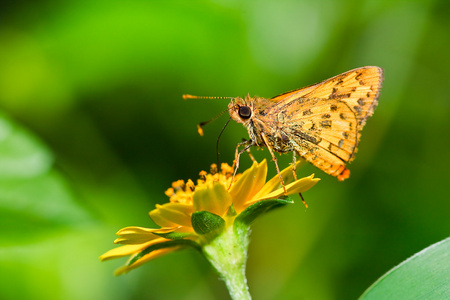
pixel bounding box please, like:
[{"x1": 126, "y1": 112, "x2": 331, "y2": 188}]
[{"x1": 1, "y1": 0, "x2": 449, "y2": 299}]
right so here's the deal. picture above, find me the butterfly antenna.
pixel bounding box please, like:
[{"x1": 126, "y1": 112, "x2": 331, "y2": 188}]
[
  {"x1": 196, "y1": 108, "x2": 228, "y2": 136},
  {"x1": 216, "y1": 117, "x2": 232, "y2": 169},
  {"x1": 183, "y1": 94, "x2": 233, "y2": 100}
]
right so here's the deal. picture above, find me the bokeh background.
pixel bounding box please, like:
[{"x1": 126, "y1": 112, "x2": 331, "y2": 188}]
[{"x1": 1, "y1": 0, "x2": 449, "y2": 299}]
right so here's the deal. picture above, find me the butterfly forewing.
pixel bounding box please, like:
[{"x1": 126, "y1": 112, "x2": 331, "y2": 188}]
[{"x1": 271, "y1": 66, "x2": 383, "y2": 124}]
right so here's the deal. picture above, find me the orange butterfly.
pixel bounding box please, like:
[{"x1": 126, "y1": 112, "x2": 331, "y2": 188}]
[{"x1": 185, "y1": 66, "x2": 384, "y2": 191}]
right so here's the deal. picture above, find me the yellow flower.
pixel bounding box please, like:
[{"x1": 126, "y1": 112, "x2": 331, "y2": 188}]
[{"x1": 100, "y1": 159, "x2": 319, "y2": 275}]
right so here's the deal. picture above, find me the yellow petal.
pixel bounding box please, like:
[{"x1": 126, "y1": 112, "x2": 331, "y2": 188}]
[
  {"x1": 149, "y1": 203, "x2": 194, "y2": 227},
  {"x1": 229, "y1": 160, "x2": 267, "y2": 213},
  {"x1": 114, "y1": 226, "x2": 177, "y2": 244},
  {"x1": 251, "y1": 160, "x2": 304, "y2": 201},
  {"x1": 247, "y1": 174, "x2": 320, "y2": 205},
  {"x1": 193, "y1": 181, "x2": 232, "y2": 217},
  {"x1": 114, "y1": 247, "x2": 181, "y2": 275},
  {"x1": 100, "y1": 240, "x2": 156, "y2": 261}
]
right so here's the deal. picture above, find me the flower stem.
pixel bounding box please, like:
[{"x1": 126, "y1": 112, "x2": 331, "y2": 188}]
[{"x1": 202, "y1": 225, "x2": 251, "y2": 300}]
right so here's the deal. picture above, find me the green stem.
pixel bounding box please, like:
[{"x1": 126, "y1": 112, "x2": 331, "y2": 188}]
[{"x1": 202, "y1": 224, "x2": 251, "y2": 300}]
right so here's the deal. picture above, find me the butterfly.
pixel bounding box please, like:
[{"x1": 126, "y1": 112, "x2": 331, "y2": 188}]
[{"x1": 184, "y1": 66, "x2": 384, "y2": 192}]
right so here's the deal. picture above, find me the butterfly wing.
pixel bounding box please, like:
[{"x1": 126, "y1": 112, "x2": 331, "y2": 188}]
[
  {"x1": 271, "y1": 66, "x2": 383, "y2": 126},
  {"x1": 269, "y1": 66, "x2": 384, "y2": 180}
]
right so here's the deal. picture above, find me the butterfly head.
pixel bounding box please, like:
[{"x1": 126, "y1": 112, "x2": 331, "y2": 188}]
[{"x1": 228, "y1": 94, "x2": 256, "y2": 126}]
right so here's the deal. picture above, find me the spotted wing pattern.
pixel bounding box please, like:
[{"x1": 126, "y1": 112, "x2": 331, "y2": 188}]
[{"x1": 269, "y1": 66, "x2": 383, "y2": 180}]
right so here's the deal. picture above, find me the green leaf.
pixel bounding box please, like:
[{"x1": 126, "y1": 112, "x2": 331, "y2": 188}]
[
  {"x1": 0, "y1": 112, "x2": 91, "y2": 245},
  {"x1": 235, "y1": 197, "x2": 293, "y2": 226},
  {"x1": 191, "y1": 211, "x2": 225, "y2": 235},
  {"x1": 360, "y1": 237, "x2": 450, "y2": 300},
  {"x1": 128, "y1": 239, "x2": 201, "y2": 266},
  {"x1": 0, "y1": 112, "x2": 52, "y2": 179}
]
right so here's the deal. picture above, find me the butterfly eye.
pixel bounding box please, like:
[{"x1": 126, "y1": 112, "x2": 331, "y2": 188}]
[{"x1": 238, "y1": 106, "x2": 252, "y2": 119}]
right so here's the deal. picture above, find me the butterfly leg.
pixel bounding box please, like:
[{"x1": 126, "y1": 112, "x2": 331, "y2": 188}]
[
  {"x1": 244, "y1": 139, "x2": 257, "y2": 163},
  {"x1": 261, "y1": 133, "x2": 287, "y2": 195},
  {"x1": 232, "y1": 140, "x2": 253, "y2": 170},
  {"x1": 291, "y1": 153, "x2": 307, "y2": 207},
  {"x1": 235, "y1": 138, "x2": 256, "y2": 164},
  {"x1": 230, "y1": 139, "x2": 255, "y2": 189},
  {"x1": 291, "y1": 152, "x2": 298, "y2": 180}
]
